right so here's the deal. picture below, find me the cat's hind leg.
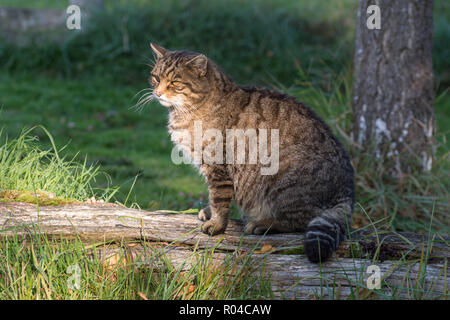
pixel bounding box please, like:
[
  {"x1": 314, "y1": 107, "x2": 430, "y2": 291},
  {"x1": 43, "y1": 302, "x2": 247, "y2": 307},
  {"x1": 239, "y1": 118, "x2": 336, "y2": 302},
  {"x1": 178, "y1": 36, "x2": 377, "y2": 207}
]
[
  {"x1": 243, "y1": 219, "x2": 293, "y2": 235},
  {"x1": 243, "y1": 203, "x2": 295, "y2": 235}
]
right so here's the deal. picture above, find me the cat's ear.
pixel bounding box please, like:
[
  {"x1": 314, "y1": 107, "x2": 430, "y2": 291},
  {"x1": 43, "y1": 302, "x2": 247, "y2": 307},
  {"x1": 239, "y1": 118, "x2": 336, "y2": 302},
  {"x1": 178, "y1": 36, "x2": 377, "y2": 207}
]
[
  {"x1": 186, "y1": 54, "x2": 208, "y2": 77},
  {"x1": 150, "y1": 42, "x2": 168, "y2": 59}
]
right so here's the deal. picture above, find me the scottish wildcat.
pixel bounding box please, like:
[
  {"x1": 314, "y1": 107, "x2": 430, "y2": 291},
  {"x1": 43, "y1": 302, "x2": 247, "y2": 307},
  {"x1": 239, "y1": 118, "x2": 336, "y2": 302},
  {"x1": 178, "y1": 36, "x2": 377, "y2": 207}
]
[{"x1": 147, "y1": 43, "x2": 354, "y2": 263}]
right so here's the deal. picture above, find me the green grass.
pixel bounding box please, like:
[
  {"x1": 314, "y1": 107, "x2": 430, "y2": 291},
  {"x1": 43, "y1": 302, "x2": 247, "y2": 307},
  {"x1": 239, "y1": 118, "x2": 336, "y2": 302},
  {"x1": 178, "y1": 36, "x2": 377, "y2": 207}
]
[
  {"x1": 0, "y1": 126, "x2": 117, "y2": 203},
  {"x1": 0, "y1": 232, "x2": 272, "y2": 300}
]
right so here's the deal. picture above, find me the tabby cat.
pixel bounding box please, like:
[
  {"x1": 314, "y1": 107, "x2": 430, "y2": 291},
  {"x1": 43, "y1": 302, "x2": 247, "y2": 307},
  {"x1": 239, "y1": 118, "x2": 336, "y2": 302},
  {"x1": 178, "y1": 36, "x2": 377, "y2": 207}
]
[{"x1": 147, "y1": 43, "x2": 354, "y2": 263}]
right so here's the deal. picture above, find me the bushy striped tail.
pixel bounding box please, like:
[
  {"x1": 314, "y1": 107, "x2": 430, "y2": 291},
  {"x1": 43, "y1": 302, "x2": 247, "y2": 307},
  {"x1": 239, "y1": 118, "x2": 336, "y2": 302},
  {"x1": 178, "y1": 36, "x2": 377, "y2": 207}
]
[{"x1": 304, "y1": 202, "x2": 352, "y2": 263}]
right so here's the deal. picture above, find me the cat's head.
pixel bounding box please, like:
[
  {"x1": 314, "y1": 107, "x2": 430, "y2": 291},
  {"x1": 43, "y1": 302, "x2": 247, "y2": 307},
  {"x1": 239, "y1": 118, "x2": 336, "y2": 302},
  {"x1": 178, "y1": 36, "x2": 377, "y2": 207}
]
[{"x1": 149, "y1": 43, "x2": 211, "y2": 108}]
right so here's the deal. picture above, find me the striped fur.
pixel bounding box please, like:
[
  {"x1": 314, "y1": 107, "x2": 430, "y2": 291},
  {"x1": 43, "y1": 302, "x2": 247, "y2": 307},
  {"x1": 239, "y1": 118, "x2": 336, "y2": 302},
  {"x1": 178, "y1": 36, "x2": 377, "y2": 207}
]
[{"x1": 148, "y1": 43, "x2": 354, "y2": 263}]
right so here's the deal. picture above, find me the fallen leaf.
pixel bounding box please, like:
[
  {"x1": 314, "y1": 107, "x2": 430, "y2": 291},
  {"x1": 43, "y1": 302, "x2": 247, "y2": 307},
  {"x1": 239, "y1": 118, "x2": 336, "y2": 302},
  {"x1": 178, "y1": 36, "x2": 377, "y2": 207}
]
[
  {"x1": 255, "y1": 243, "x2": 274, "y2": 254},
  {"x1": 103, "y1": 253, "x2": 127, "y2": 271}
]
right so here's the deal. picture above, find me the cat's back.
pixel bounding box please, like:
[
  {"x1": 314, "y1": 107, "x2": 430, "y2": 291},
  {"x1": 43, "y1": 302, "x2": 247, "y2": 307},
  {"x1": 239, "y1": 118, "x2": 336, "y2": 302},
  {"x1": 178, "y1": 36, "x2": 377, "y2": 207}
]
[
  {"x1": 234, "y1": 85, "x2": 343, "y2": 156},
  {"x1": 237, "y1": 85, "x2": 325, "y2": 127}
]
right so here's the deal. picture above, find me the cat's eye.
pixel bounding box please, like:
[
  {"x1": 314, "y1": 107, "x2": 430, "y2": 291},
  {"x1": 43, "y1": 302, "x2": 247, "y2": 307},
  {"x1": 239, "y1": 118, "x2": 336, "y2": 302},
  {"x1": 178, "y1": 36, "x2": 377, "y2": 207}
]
[{"x1": 171, "y1": 81, "x2": 184, "y2": 89}]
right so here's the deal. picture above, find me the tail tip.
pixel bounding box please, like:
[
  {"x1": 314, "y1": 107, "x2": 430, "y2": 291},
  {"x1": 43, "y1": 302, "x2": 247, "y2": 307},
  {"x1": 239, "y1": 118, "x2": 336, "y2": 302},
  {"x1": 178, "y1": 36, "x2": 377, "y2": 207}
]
[{"x1": 304, "y1": 237, "x2": 334, "y2": 263}]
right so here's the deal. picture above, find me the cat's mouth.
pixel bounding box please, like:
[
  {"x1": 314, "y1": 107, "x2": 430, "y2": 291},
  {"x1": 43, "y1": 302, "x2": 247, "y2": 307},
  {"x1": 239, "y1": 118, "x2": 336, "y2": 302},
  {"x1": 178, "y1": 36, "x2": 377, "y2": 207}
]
[{"x1": 154, "y1": 95, "x2": 173, "y2": 107}]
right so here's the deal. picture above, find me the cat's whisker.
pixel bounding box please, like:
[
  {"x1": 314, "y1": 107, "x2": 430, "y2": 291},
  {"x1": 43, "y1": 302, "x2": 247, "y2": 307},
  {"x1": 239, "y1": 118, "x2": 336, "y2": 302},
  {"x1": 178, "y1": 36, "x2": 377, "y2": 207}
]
[
  {"x1": 177, "y1": 102, "x2": 196, "y2": 119},
  {"x1": 137, "y1": 92, "x2": 154, "y2": 102},
  {"x1": 173, "y1": 103, "x2": 186, "y2": 117},
  {"x1": 173, "y1": 104, "x2": 186, "y2": 117},
  {"x1": 141, "y1": 56, "x2": 156, "y2": 68},
  {"x1": 133, "y1": 87, "x2": 153, "y2": 100},
  {"x1": 132, "y1": 88, "x2": 153, "y2": 105},
  {"x1": 131, "y1": 91, "x2": 155, "y2": 111},
  {"x1": 183, "y1": 102, "x2": 201, "y2": 120},
  {"x1": 133, "y1": 95, "x2": 153, "y2": 108},
  {"x1": 180, "y1": 105, "x2": 192, "y2": 119},
  {"x1": 134, "y1": 95, "x2": 150, "y2": 107}
]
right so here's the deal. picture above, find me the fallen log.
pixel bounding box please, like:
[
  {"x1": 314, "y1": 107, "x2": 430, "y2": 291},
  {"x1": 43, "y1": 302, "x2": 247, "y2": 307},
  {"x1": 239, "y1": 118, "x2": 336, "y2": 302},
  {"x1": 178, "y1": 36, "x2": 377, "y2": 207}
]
[{"x1": 0, "y1": 202, "x2": 448, "y2": 299}]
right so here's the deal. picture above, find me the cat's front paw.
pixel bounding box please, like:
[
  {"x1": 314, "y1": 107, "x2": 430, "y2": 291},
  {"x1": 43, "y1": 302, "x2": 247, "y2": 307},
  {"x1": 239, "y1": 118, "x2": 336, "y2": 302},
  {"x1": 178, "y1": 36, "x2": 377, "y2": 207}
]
[
  {"x1": 198, "y1": 206, "x2": 211, "y2": 221},
  {"x1": 201, "y1": 218, "x2": 227, "y2": 236}
]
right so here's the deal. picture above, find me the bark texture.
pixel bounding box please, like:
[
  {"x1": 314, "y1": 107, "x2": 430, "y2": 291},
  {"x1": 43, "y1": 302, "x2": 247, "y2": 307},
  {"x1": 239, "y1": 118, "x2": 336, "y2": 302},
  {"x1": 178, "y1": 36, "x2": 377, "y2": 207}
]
[{"x1": 352, "y1": 0, "x2": 435, "y2": 173}]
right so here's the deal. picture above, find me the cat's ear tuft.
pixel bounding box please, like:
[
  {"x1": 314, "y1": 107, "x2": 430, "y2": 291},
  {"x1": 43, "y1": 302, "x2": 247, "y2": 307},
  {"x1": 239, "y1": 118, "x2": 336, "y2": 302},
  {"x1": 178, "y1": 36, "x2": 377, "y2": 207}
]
[
  {"x1": 186, "y1": 54, "x2": 208, "y2": 77},
  {"x1": 150, "y1": 42, "x2": 168, "y2": 59}
]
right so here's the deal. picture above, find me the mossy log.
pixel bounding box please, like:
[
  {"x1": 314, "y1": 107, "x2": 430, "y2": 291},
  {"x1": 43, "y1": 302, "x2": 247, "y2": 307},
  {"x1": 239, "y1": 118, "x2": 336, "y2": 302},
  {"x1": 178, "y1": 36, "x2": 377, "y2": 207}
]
[{"x1": 0, "y1": 202, "x2": 448, "y2": 299}]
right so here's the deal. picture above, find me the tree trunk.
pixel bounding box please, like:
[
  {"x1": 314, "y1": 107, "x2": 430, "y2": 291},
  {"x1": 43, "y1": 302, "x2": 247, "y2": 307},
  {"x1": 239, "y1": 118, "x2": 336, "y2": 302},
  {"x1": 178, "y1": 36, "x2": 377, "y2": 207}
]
[{"x1": 352, "y1": 0, "x2": 435, "y2": 174}]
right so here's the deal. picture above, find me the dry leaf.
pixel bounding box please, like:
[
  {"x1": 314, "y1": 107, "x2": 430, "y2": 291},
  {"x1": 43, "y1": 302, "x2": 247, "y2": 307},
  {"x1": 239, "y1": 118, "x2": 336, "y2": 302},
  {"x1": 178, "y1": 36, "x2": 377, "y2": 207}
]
[
  {"x1": 255, "y1": 243, "x2": 274, "y2": 254},
  {"x1": 103, "y1": 253, "x2": 127, "y2": 271}
]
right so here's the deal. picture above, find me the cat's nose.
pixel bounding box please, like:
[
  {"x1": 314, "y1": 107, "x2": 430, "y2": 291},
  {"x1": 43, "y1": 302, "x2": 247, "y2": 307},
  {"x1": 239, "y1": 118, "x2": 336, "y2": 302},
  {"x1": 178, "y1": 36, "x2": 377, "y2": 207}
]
[{"x1": 154, "y1": 89, "x2": 162, "y2": 97}]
